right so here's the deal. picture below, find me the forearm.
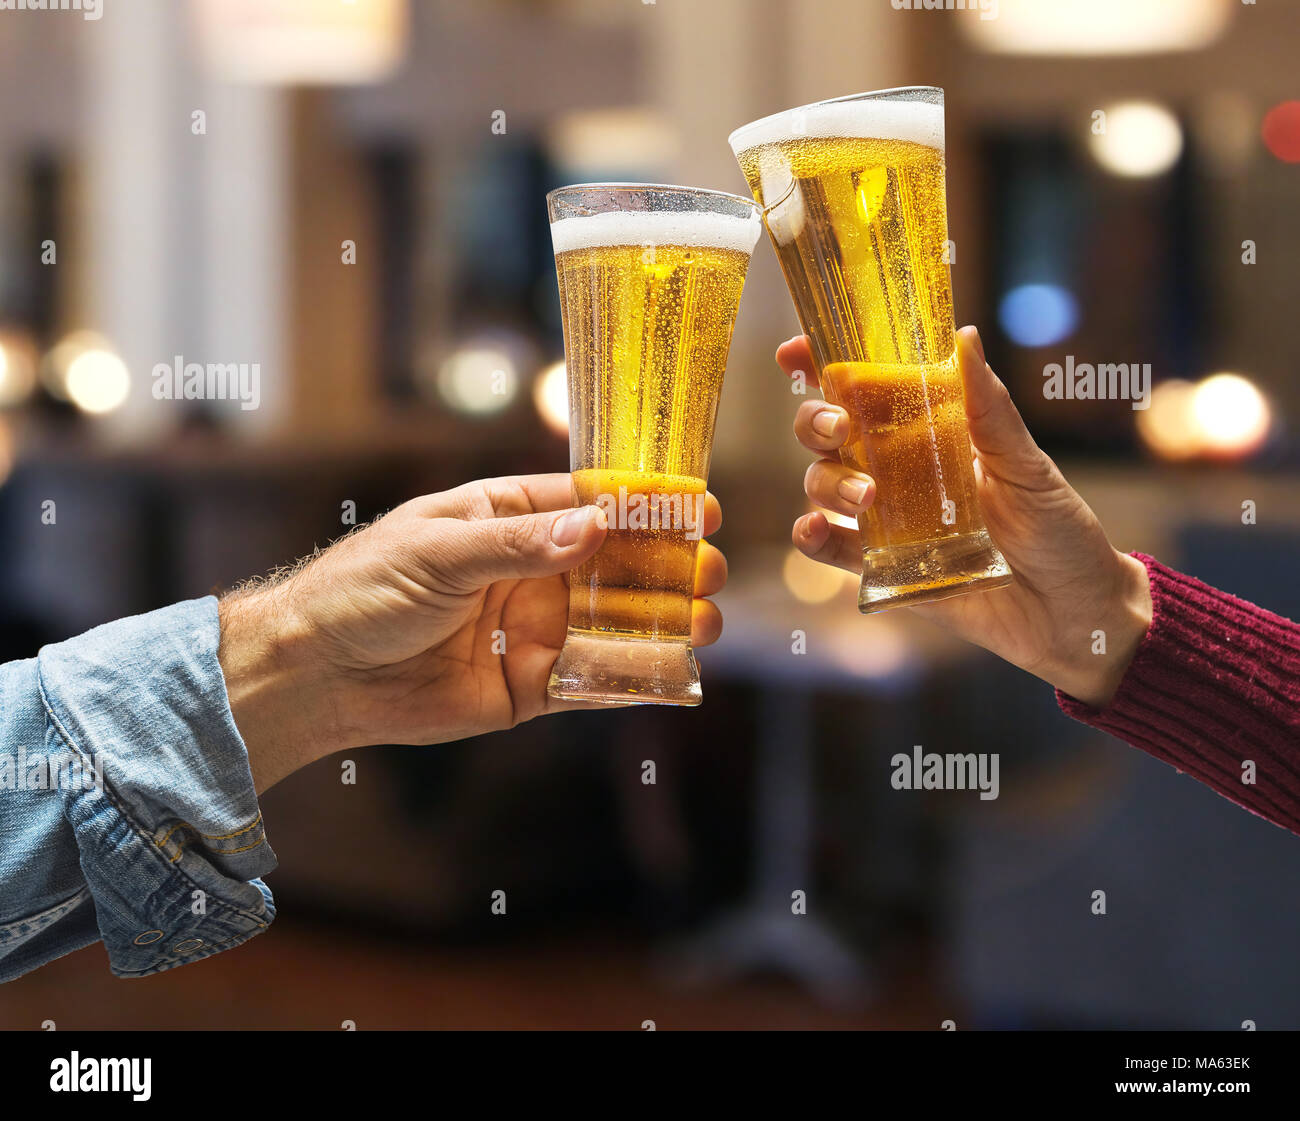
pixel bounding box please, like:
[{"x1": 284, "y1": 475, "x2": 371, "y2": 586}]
[
  {"x1": 217, "y1": 585, "x2": 350, "y2": 792},
  {"x1": 1057, "y1": 554, "x2": 1300, "y2": 835}
]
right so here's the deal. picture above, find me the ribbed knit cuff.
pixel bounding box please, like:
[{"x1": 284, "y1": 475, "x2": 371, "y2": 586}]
[{"x1": 1057, "y1": 553, "x2": 1300, "y2": 835}]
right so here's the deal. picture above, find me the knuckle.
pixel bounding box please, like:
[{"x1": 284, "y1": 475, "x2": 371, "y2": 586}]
[{"x1": 495, "y1": 516, "x2": 536, "y2": 559}]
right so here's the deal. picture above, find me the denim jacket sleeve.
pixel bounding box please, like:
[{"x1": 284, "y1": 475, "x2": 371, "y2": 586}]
[{"x1": 0, "y1": 597, "x2": 276, "y2": 982}]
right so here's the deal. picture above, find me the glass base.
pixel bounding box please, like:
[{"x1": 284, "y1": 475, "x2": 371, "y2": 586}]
[
  {"x1": 547, "y1": 631, "x2": 702, "y2": 706},
  {"x1": 858, "y1": 529, "x2": 1012, "y2": 614}
]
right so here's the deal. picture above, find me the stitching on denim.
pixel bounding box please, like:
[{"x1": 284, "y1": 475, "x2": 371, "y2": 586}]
[
  {"x1": 158, "y1": 814, "x2": 264, "y2": 848},
  {"x1": 167, "y1": 829, "x2": 267, "y2": 863},
  {"x1": 36, "y1": 663, "x2": 272, "y2": 928},
  {"x1": 0, "y1": 886, "x2": 89, "y2": 941}
]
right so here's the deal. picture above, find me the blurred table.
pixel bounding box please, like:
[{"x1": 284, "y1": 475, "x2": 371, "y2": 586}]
[{"x1": 665, "y1": 553, "x2": 973, "y2": 1005}]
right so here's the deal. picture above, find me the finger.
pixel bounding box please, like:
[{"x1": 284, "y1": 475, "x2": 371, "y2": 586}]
[
  {"x1": 776, "y1": 334, "x2": 816, "y2": 379},
  {"x1": 431, "y1": 505, "x2": 607, "y2": 590},
  {"x1": 792, "y1": 510, "x2": 862, "y2": 574},
  {"x1": 793, "y1": 399, "x2": 850, "y2": 457},
  {"x1": 956, "y1": 327, "x2": 1053, "y2": 485},
  {"x1": 694, "y1": 540, "x2": 727, "y2": 597},
  {"x1": 690, "y1": 597, "x2": 723, "y2": 647},
  {"x1": 803, "y1": 459, "x2": 875, "y2": 517},
  {"x1": 701, "y1": 491, "x2": 722, "y2": 537},
  {"x1": 417, "y1": 473, "x2": 576, "y2": 521}
]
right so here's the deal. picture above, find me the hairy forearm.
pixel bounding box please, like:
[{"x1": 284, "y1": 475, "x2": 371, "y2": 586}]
[{"x1": 217, "y1": 586, "x2": 346, "y2": 792}]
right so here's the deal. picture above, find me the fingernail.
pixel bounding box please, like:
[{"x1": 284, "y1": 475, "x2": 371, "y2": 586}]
[
  {"x1": 551, "y1": 507, "x2": 597, "y2": 546},
  {"x1": 838, "y1": 476, "x2": 871, "y2": 506},
  {"x1": 812, "y1": 408, "x2": 841, "y2": 438},
  {"x1": 967, "y1": 326, "x2": 985, "y2": 364}
]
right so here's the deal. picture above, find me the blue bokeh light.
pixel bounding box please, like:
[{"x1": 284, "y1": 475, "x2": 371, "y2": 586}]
[{"x1": 997, "y1": 283, "x2": 1079, "y2": 348}]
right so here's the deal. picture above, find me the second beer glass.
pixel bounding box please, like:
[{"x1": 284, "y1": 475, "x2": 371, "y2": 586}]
[
  {"x1": 546, "y1": 183, "x2": 760, "y2": 705},
  {"x1": 730, "y1": 86, "x2": 1012, "y2": 612}
]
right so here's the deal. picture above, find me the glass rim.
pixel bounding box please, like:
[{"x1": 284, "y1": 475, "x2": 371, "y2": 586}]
[
  {"x1": 546, "y1": 181, "x2": 759, "y2": 212},
  {"x1": 727, "y1": 85, "x2": 944, "y2": 151}
]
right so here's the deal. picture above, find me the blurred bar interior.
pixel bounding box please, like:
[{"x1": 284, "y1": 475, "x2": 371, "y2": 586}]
[{"x1": 2, "y1": 0, "x2": 1300, "y2": 1028}]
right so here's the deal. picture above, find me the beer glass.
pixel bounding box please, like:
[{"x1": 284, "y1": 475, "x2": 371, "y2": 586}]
[
  {"x1": 730, "y1": 87, "x2": 1012, "y2": 612},
  {"x1": 546, "y1": 183, "x2": 761, "y2": 705}
]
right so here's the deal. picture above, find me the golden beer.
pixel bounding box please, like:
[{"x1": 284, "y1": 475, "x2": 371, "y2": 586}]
[
  {"x1": 731, "y1": 87, "x2": 1012, "y2": 611},
  {"x1": 566, "y1": 468, "x2": 706, "y2": 639},
  {"x1": 546, "y1": 185, "x2": 760, "y2": 705}
]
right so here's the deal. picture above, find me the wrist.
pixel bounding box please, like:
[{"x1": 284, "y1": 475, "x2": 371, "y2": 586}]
[
  {"x1": 1049, "y1": 550, "x2": 1153, "y2": 708},
  {"x1": 218, "y1": 584, "x2": 350, "y2": 791}
]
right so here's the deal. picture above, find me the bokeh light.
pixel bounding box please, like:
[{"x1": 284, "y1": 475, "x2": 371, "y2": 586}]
[
  {"x1": 429, "y1": 343, "x2": 520, "y2": 416},
  {"x1": 0, "y1": 416, "x2": 13, "y2": 487},
  {"x1": 998, "y1": 283, "x2": 1079, "y2": 348},
  {"x1": 65, "y1": 349, "x2": 132, "y2": 415},
  {"x1": 961, "y1": 0, "x2": 1232, "y2": 56},
  {"x1": 43, "y1": 331, "x2": 106, "y2": 402},
  {"x1": 1089, "y1": 101, "x2": 1184, "y2": 178},
  {"x1": 1262, "y1": 100, "x2": 1300, "y2": 164},
  {"x1": 824, "y1": 618, "x2": 912, "y2": 682},
  {"x1": 194, "y1": 0, "x2": 407, "y2": 85},
  {"x1": 533, "y1": 360, "x2": 569, "y2": 437},
  {"x1": 782, "y1": 546, "x2": 853, "y2": 605},
  {"x1": 1136, "y1": 380, "x2": 1199, "y2": 462},
  {"x1": 42, "y1": 331, "x2": 132, "y2": 414},
  {"x1": 0, "y1": 329, "x2": 39, "y2": 408},
  {"x1": 1138, "y1": 374, "x2": 1272, "y2": 462},
  {"x1": 1190, "y1": 373, "x2": 1271, "y2": 459}
]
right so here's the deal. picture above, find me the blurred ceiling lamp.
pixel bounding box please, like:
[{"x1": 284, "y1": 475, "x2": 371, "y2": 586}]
[
  {"x1": 1262, "y1": 101, "x2": 1300, "y2": 164},
  {"x1": 546, "y1": 108, "x2": 680, "y2": 177},
  {"x1": 998, "y1": 283, "x2": 1079, "y2": 347},
  {"x1": 1088, "y1": 101, "x2": 1184, "y2": 178},
  {"x1": 960, "y1": 0, "x2": 1231, "y2": 56},
  {"x1": 428, "y1": 342, "x2": 519, "y2": 416},
  {"x1": 194, "y1": 0, "x2": 407, "y2": 85},
  {"x1": 1190, "y1": 373, "x2": 1271, "y2": 459},
  {"x1": 0, "y1": 328, "x2": 39, "y2": 408},
  {"x1": 533, "y1": 361, "x2": 569, "y2": 437}
]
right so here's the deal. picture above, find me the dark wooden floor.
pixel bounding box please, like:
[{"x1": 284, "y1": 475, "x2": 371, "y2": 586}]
[{"x1": 1, "y1": 921, "x2": 950, "y2": 1030}]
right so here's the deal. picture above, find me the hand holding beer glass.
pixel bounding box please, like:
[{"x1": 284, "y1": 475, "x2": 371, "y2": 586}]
[
  {"x1": 731, "y1": 87, "x2": 1012, "y2": 611},
  {"x1": 546, "y1": 183, "x2": 760, "y2": 705}
]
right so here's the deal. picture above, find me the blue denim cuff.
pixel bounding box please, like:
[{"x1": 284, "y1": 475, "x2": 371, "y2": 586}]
[{"x1": 36, "y1": 596, "x2": 276, "y2": 977}]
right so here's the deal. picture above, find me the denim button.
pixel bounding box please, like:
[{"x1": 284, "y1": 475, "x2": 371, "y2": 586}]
[
  {"x1": 133, "y1": 930, "x2": 164, "y2": 946},
  {"x1": 172, "y1": 938, "x2": 204, "y2": 954}
]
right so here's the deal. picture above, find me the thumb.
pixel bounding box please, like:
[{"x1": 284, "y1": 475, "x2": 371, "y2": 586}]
[
  {"x1": 956, "y1": 326, "x2": 1051, "y2": 479},
  {"x1": 434, "y1": 505, "x2": 608, "y2": 590}
]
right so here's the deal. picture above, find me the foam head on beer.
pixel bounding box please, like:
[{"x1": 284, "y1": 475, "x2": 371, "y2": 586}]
[
  {"x1": 728, "y1": 90, "x2": 945, "y2": 159},
  {"x1": 549, "y1": 209, "x2": 762, "y2": 258},
  {"x1": 730, "y1": 91, "x2": 944, "y2": 249}
]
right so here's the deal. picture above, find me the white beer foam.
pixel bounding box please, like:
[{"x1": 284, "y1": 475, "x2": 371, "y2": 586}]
[
  {"x1": 729, "y1": 96, "x2": 945, "y2": 156},
  {"x1": 550, "y1": 210, "x2": 761, "y2": 256}
]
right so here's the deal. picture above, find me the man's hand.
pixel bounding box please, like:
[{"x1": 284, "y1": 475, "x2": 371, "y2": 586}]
[
  {"x1": 778, "y1": 326, "x2": 1152, "y2": 709},
  {"x1": 218, "y1": 473, "x2": 727, "y2": 790}
]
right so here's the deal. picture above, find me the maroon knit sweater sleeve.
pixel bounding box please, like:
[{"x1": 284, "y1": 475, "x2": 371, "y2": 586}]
[{"x1": 1056, "y1": 553, "x2": 1300, "y2": 836}]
